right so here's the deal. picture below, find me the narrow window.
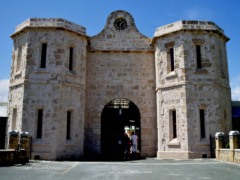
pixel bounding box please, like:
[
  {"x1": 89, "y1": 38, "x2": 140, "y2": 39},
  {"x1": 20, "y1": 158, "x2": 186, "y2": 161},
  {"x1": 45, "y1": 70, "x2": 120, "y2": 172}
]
[
  {"x1": 37, "y1": 109, "x2": 43, "y2": 139},
  {"x1": 170, "y1": 48, "x2": 174, "y2": 71},
  {"x1": 223, "y1": 109, "x2": 227, "y2": 125},
  {"x1": 172, "y1": 110, "x2": 177, "y2": 138},
  {"x1": 196, "y1": 45, "x2": 202, "y2": 69},
  {"x1": 66, "y1": 111, "x2": 71, "y2": 140},
  {"x1": 165, "y1": 42, "x2": 175, "y2": 73},
  {"x1": 224, "y1": 109, "x2": 227, "y2": 120},
  {"x1": 169, "y1": 110, "x2": 177, "y2": 139},
  {"x1": 69, "y1": 47, "x2": 74, "y2": 71},
  {"x1": 12, "y1": 108, "x2": 17, "y2": 130},
  {"x1": 200, "y1": 109, "x2": 206, "y2": 138},
  {"x1": 40, "y1": 43, "x2": 47, "y2": 68},
  {"x1": 16, "y1": 46, "x2": 22, "y2": 72},
  {"x1": 219, "y1": 48, "x2": 226, "y2": 76}
]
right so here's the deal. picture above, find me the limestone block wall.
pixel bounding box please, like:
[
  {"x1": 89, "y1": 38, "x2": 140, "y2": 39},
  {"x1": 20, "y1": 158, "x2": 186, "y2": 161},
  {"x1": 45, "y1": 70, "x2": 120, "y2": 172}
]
[
  {"x1": 156, "y1": 86, "x2": 189, "y2": 159},
  {"x1": 7, "y1": 85, "x2": 24, "y2": 131},
  {"x1": 15, "y1": 18, "x2": 86, "y2": 35},
  {"x1": 182, "y1": 32, "x2": 231, "y2": 156},
  {"x1": 186, "y1": 85, "x2": 231, "y2": 155},
  {"x1": 85, "y1": 10, "x2": 157, "y2": 157},
  {"x1": 9, "y1": 19, "x2": 88, "y2": 160},
  {"x1": 215, "y1": 131, "x2": 240, "y2": 163},
  {"x1": 234, "y1": 150, "x2": 240, "y2": 163},
  {"x1": 7, "y1": 32, "x2": 28, "y2": 146},
  {"x1": 9, "y1": 32, "x2": 29, "y2": 84},
  {"x1": 90, "y1": 10, "x2": 152, "y2": 51},
  {"x1": 154, "y1": 32, "x2": 188, "y2": 158},
  {"x1": 153, "y1": 20, "x2": 231, "y2": 159},
  {"x1": 86, "y1": 52, "x2": 156, "y2": 156}
]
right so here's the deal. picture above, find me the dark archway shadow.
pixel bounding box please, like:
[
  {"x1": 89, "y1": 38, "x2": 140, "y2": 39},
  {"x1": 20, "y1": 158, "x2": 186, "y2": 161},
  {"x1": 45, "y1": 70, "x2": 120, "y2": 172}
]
[{"x1": 101, "y1": 98, "x2": 141, "y2": 161}]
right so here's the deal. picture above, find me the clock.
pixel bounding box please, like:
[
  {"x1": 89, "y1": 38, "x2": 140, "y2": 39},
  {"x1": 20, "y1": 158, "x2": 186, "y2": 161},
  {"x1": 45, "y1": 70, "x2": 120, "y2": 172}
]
[{"x1": 114, "y1": 18, "x2": 128, "y2": 30}]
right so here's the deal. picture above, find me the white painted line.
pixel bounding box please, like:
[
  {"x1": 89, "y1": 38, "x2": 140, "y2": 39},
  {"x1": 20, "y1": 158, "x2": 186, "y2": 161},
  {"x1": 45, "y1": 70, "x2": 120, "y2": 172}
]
[{"x1": 61, "y1": 162, "x2": 79, "y2": 174}]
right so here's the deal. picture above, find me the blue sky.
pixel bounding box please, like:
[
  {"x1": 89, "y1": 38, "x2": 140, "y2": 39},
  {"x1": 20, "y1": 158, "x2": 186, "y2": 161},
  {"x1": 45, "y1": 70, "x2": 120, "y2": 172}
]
[{"x1": 0, "y1": 0, "x2": 240, "y2": 101}]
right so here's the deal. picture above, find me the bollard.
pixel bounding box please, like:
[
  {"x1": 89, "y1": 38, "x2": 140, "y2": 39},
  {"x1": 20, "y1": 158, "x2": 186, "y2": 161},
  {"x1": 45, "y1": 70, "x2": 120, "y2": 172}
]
[
  {"x1": 215, "y1": 132, "x2": 224, "y2": 160},
  {"x1": 8, "y1": 130, "x2": 19, "y2": 150},
  {"x1": 229, "y1": 131, "x2": 240, "y2": 150},
  {"x1": 215, "y1": 132, "x2": 224, "y2": 149},
  {"x1": 229, "y1": 131, "x2": 240, "y2": 162},
  {"x1": 20, "y1": 132, "x2": 29, "y2": 150},
  {"x1": 20, "y1": 132, "x2": 30, "y2": 161}
]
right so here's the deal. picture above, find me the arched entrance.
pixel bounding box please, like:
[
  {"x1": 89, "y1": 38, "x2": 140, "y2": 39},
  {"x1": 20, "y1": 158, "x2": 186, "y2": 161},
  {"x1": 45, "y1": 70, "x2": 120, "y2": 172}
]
[{"x1": 101, "y1": 98, "x2": 141, "y2": 160}]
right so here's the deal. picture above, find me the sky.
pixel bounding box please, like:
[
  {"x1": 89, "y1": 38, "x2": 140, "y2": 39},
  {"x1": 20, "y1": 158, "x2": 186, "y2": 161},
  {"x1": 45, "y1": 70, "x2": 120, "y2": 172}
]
[{"x1": 0, "y1": 0, "x2": 240, "y2": 102}]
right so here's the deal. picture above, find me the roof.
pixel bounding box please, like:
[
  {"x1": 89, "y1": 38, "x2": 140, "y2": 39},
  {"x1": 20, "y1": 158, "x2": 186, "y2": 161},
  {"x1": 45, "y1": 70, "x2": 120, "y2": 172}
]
[
  {"x1": 151, "y1": 20, "x2": 229, "y2": 44},
  {"x1": 11, "y1": 18, "x2": 87, "y2": 38}
]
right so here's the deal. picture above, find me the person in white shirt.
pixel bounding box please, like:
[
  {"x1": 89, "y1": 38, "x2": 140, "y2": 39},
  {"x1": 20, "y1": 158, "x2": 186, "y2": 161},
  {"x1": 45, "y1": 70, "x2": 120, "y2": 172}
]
[{"x1": 131, "y1": 132, "x2": 138, "y2": 159}]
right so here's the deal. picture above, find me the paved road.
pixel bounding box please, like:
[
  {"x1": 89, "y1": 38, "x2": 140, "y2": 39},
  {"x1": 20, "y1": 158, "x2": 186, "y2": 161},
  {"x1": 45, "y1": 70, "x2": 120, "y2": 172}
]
[{"x1": 0, "y1": 158, "x2": 240, "y2": 180}]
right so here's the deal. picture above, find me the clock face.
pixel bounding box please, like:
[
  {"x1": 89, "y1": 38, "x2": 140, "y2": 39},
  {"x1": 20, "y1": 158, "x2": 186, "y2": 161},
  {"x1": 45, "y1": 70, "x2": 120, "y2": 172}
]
[{"x1": 114, "y1": 18, "x2": 127, "y2": 30}]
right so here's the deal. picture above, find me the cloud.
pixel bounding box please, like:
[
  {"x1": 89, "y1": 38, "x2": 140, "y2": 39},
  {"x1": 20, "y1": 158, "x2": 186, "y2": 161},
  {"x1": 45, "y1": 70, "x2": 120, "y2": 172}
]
[
  {"x1": 231, "y1": 75, "x2": 240, "y2": 101},
  {"x1": 231, "y1": 87, "x2": 240, "y2": 101},
  {"x1": 184, "y1": 7, "x2": 215, "y2": 20},
  {"x1": 185, "y1": 9, "x2": 200, "y2": 19},
  {"x1": 0, "y1": 79, "x2": 10, "y2": 102},
  {"x1": 0, "y1": 106, "x2": 7, "y2": 117}
]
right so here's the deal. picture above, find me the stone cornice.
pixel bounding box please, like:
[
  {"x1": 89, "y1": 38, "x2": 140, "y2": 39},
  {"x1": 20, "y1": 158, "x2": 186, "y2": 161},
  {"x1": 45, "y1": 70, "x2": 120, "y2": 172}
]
[
  {"x1": 156, "y1": 81, "x2": 231, "y2": 92},
  {"x1": 151, "y1": 20, "x2": 229, "y2": 45},
  {"x1": 87, "y1": 49, "x2": 154, "y2": 53},
  {"x1": 11, "y1": 18, "x2": 88, "y2": 39},
  {"x1": 9, "y1": 79, "x2": 85, "y2": 89}
]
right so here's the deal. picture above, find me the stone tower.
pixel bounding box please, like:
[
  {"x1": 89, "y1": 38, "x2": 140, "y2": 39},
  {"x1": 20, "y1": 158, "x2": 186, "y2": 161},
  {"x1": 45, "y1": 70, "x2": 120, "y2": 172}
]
[
  {"x1": 7, "y1": 11, "x2": 232, "y2": 160},
  {"x1": 152, "y1": 21, "x2": 231, "y2": 158},
  {"x1": 8, "y1": 19, "x2": 87, "y2": 159}
]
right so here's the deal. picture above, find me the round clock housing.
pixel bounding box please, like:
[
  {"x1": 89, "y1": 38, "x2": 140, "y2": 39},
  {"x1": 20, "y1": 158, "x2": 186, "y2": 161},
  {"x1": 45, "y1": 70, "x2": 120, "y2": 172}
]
[{"x1": 114, "y1": 18, "x2": 128, "y2": 30}]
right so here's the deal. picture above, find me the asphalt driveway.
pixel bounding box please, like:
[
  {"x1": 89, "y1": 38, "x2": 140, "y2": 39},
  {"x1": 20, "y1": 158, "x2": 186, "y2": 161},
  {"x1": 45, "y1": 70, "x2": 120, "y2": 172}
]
[{"x1": 0, "y1": 158, "x2": 239, "y2": 180}]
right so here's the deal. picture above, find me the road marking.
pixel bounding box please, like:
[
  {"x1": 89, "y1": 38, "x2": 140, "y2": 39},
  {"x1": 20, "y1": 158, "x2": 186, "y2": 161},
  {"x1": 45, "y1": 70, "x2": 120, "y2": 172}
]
[
  {"x1": 74, "y1": 161, "x2": 222, "y2": 166},
  {"x1": 60, "y1": 162, "x2": 79, "y2": 174},
  {"x1": 109, "y1": 169, "x2": 152, "y2": 174},
  {"x1": 11, "y1": 161, "x2": 79, "y2": 175}
]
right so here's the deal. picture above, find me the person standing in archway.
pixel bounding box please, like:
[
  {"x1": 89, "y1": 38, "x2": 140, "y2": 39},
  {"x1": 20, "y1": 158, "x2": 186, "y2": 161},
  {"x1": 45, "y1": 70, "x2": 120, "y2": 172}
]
[
  {"x1": 122, "y1": 133, "x2": 131, "y2": 160},
  {"x1": 131, "y1": 132, "x2": 138, "y2": 159}
]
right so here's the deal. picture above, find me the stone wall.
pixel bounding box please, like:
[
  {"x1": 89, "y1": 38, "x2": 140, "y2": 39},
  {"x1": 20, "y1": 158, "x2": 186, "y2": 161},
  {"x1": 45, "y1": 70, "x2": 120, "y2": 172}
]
[
  {"x1": 86, "y1": 52, "x2": 157, "y2": 156},
  {"x1": 154, "y1": 20, "x2": 231, "y2": 159},
  {"x1": 215, "y1": 131, "x2": 240, "y2": 163},
  {"x1": 234, "y1": 150, "x2": 240, "y2": 163},
  {"x1": 85, "y1": 11, "x2": 157, "y2": 157},
  {"x1": 9, "y1": 19, "x2": 87, "y2": 160}
]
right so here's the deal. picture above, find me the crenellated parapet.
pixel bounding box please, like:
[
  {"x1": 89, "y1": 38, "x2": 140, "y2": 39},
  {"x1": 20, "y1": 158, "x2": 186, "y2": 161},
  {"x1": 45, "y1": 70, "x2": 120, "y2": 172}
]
[
  {"x1": 11, "y1": 18, "x2": 86, "y2": 38},
  {"x1": 152, "y1": 20, "x2": 229, "y2": 44}
]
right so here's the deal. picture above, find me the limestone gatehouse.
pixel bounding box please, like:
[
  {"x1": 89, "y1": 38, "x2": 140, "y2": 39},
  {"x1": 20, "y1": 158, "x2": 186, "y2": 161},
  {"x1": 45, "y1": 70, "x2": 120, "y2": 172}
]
[{"x1": 7, "y1": 10, "x2": 232, "y2": 160}]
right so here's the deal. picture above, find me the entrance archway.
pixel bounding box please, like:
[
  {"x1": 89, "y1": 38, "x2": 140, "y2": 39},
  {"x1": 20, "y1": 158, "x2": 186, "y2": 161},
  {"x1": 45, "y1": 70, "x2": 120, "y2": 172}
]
[{"x1": 101, "y1": 98, "x2": 141, "y2": 160}]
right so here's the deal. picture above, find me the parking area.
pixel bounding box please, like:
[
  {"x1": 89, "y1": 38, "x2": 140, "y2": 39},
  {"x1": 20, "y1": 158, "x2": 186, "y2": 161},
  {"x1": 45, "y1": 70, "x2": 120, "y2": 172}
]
[{"x1": 0, "y1": 158, "x2": 240, "y2": 180}]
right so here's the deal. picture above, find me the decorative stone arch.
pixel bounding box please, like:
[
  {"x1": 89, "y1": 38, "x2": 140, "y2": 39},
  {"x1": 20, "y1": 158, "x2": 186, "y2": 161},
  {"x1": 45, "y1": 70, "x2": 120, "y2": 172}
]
[
  {"x1": 94, "y1": 89, "x2": 147, "y2": 113},
  {"x1": 93, "y1": 10, "x2": 148, "y2": 38},
  {"x1": 101, "y1": 98, "x2": 141, "y2": 160}
]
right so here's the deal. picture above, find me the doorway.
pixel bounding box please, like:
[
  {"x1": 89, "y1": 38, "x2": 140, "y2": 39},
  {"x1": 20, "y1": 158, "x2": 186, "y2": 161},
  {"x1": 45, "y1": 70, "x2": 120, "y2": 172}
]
[
  {"x1": 101, "y1": 98, "x2": 140, "y2": 160},
  {"x1": 0, "y1": 117, "x2": 7, "y2": 149}
]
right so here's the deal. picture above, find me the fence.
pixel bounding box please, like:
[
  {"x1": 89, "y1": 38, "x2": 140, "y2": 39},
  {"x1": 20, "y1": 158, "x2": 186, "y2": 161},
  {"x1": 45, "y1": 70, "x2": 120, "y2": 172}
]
[{"x1": 215, "y1": 131, "x2": 240, "y2": 163}]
